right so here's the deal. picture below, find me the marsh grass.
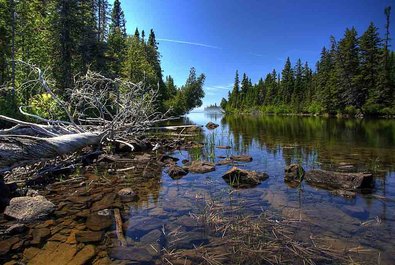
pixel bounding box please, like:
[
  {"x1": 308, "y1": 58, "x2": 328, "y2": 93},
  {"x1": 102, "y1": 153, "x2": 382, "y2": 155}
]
[{"x1": 162, "y1": 198, "x2": 352, "y2": 265}]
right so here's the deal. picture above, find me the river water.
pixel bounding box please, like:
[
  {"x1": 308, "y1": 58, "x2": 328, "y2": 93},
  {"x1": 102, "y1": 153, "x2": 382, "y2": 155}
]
[{"x1": 1, "y1": 112, "x2": 395, "y2": 264}]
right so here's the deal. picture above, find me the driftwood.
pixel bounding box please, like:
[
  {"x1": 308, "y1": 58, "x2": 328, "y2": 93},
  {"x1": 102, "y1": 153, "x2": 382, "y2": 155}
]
[
  {"x1": 114, "y1": 208, "x2": 127, "y2": 247},
  {"x1": 0, "y1": 62, "x2": 170, "y2": 172}
]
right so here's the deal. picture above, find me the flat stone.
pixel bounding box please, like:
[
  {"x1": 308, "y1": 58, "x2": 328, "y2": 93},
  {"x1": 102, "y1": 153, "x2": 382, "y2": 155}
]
[
  {"x1": 91, "y1": 193, "x2": 116, "y2": 211},
  {"x1": 69, "y1": 244, "x2": 96, "y2": 264},
  {"x1": 305, "y1": 170, "x2": 373, "y2": 190},
  {"x1": 108, "y1": 247, "x2": 153, "y2": 262},
  {"x1": 216, "y1": 145, "x2": 231, "y2": 149},
  {"x1": 184, "y1": 161, "x2": 215, "y2": 173},
  {"x1": 140, "y1": 229, "x2": 163, "y2": 244},
  {"x1": 75, "y1": 231, "x2": 103, "y2": 243},
  {"x1": 86, "y1": 213, "x2": 113, "y2": 231},
  {"x1": 25, "y1": 241, "x2": 95, "y2": 265},
  {"x1": 216, "y1": 159, "x2": 234, "y2": 166},
  {"x1": 222, "y1": 166, "x2": 269, "y2": 188},
  {"x1": 230, "y1": 155, "x2": 252, "y2": 162},
  {"x1": 0, "y1": 237, "x2": 20, "y2": 255},
  {"x1": 4, "y1": 196, "x2": 55, "y2": 223},
  {"x1": 31, "y1": 228, "x2": 51, "y2": 245}
]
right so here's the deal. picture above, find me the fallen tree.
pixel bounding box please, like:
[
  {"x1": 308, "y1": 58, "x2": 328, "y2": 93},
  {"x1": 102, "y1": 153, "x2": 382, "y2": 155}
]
[{"x1": 0, "y1": 62, "x2": 169, "y2": 174}]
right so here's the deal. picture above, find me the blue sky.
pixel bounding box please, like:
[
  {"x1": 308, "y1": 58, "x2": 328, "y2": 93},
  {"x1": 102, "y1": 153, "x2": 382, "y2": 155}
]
[{"x1": 119, "y1": 0, "x2": 394, "y2": 108}]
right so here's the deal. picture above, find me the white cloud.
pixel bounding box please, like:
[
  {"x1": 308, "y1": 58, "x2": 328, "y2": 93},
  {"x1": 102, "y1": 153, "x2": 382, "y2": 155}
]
[{"x1": 157, "y1": 38, "x2": 221, "y2": 49}]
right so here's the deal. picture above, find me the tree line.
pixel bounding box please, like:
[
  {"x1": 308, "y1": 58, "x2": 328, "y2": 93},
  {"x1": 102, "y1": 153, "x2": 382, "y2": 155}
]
[
  {"x1": 0, "y1": 0, "x2": 205, "y2": 119},
  {"x1": 221, "y1": 7, "x2": 395, "y2": 116}
]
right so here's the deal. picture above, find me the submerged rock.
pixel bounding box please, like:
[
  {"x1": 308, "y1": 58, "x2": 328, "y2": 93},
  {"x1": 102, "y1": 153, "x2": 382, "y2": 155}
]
[
  {"x1": 183, "y1": 161, "x2": 215, "y2": 173},
  {"x1": 284, "y1": 164, "x2": 305, "y2": 182},
  {"x1": 216, "y1": 159, "x2": 234, "y2": 166},
  {"x1": 31, "y1": 228, "x2": 51, "y2": 245},
  {"x1": 117, "y1": 188, "x2": 138, "y2": 202},
  {"x1": 222, "y1": 167, "x2": 269, "y2": 188},
  {"x1": 23, "y1": 242, "x2": 96, "y2": 265},
  {"x1": 109, "y1": 247, "x2": 153, "y2": 262},
  {"x1": 86, "y1": 213, "x2": 113, "y2": 231},
  {"x1": 305, "y1": 170, "x2": 373, "y2": 190},
  {"x1": 0, "y1": 237, "x2": 20, "y2": 255},
  {"x1": 206, "y1": 122, "x2": 219, "y2": 129},
  {"x1": 4, "y1": 196, "x2": 55, "y2": 223},
  {"x1": 230, "y1": 155, "x2": 253, "y2": 162},
  {"x1": 75, "y1": 231, "x2": 103, "y2": 243},
  {"x1": 330, "y1": 189, "x2": 356, "y2": 198},
  {"x1": 216, "y1": 145, "x2": 231, "y2": 149},
  {"x1": 167, "y1": 165, "x2": 189, "y2": 179}
]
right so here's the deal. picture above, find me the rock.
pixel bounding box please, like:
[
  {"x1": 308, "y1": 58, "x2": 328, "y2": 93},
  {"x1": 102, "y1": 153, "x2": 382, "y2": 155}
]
[
  {"x1": 182, "y1": 159, "x2": 190, "y2": 164},
  {"x1": 184, "y1": 161, "x2": 215, "y2": 173},
  {"x1": 117, "y1": 188, "x2": 137, "y2": 202},
  {"x1": 5, "y1": 224, "x2": 27, "y2": 235},
  {"x1": 305, "y1": 170, "x2": 373, "y2": 190},
  {"x1": 216, "y1": 159, "x2": 234, "y2": 166},
  {"x1": 26, "y1": 189, "x2": 39, "y2": 197},
  {"x1": 159, "y1": 155, "x2": 179, "y2": 164},
  {"x1": 0, "y1": 237, "x2": 20, "y2": 255},
  {"x1": 284, "y1": 164, "x2": 305, "y2": 182},
  {"x1": 168, "y1": 231, "x2": 209, "y2": 249},
  {"x1": 25, "y1": 241, "x2": 96, "y2": 265},
  {"x1": 75, "y1": 231, "x2": 103, "y2": 243},
  {"x1": 4, "y1": 196, "x2": 55, "y2": 222},
  {"x1": 140, "y1": 229, "x2": 163, "y2": 244},
  {"x1": 222, "y1": 167, "x2": 269, "y2": 188},
  {"x1": 167, "y1": 165, "x2": 189, "y2": 179},
  {"x1": 0, "y1": 179, "x2": 10, "y2": 211},
  {"x1": 91, "y1": 193, "x2": 116, "y2": 211},
  {"x1": 70, "y1": 245, "x2": 96, "y2": 265},
  {"x1": 86, "y1": 213, "x2": 113, "y2": 231},
  {"x1": 109, "y1": 247, "x2": 153, "y2": 262},
  {"x1": 330, "y1": 189, "x2": 356, "y2": 198},
  {"x1": 230, "y1": 155, "x2": 252, "y2": 162},
  {"x1": 31, "y1": 228, "x2": 51, "y2": 245},
  {"x1": 216, "y1": 145, "x2": 231, "y2": 149},
  {"x1": 206, "y1": 122, "x2": 219, "y2": 129}
]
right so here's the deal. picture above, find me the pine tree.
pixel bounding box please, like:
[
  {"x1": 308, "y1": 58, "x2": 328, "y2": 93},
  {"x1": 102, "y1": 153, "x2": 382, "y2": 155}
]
[
  {"x1": 107, "y1": 0, "x2": 127, "y2": 78},
  {"x1": 280, "y1": 57, "x2": 294, "y2": 104},
  {"x1": 359, "y1": 22, "x2": 382, "y2": 108},
  {"x1": 230, "y1": 71, "x2": 240, "y2": 108}
]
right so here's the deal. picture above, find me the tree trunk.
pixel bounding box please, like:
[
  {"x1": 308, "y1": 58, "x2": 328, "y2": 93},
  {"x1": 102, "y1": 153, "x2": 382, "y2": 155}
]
[{"x1": 0, "y1": 132, "x2": 103, "y2": 168}]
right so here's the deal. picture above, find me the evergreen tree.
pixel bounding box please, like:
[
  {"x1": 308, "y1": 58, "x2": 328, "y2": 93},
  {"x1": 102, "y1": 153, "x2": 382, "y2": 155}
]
[
  {"x1": 107, "y1": 0, "x2": 127, "y2": 78},
  {"x1": 359, "y1": 22, "x2": 382, "y2": 108},
  {"x1": 280, "y1": 57, "x2": 294, "y2": 104}
]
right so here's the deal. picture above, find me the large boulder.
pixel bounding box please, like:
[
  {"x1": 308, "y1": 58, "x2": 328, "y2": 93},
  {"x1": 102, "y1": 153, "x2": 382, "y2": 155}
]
[
  {"x1": 183, "y1": 161, "x2": 215, "y2": 173},
  {"x1": 284, "y1": 164, "x2": 305, "y2": 182},
  {"x1": 305, "y1": 170, "x2": 373, "y2": 190},
  {"x1": 222, "y1": 167, "x2": 269, "y2": 188},
  {"x1": 4, "y1": 196, "x2": 55, "y2": 223}
]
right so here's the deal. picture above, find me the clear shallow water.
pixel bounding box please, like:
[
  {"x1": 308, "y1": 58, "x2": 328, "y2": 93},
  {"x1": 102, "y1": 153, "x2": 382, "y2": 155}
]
[
  {"x1": 140, "y1": 112, "x2": 395, "y2": 263},
  {"x1": 3, "y1": 112, "x2": 395, "y2": 264}
]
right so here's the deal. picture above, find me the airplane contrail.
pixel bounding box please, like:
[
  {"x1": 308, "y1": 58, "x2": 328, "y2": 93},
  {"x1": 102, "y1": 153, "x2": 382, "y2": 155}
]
[{"x1": 157, "y1": 38, "x2": 221, "y2": 49}]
